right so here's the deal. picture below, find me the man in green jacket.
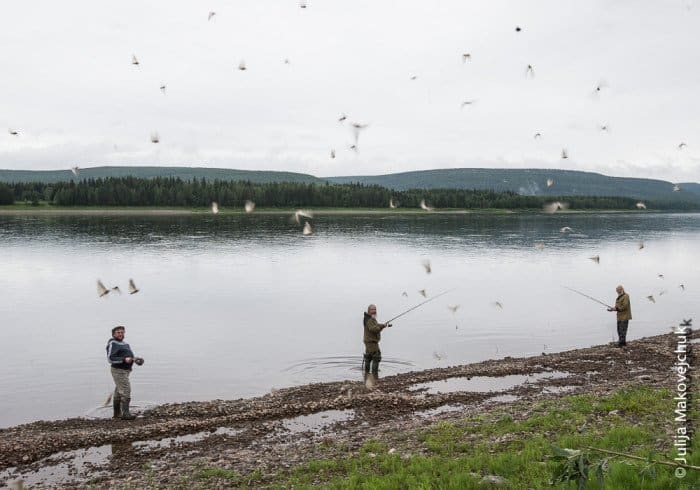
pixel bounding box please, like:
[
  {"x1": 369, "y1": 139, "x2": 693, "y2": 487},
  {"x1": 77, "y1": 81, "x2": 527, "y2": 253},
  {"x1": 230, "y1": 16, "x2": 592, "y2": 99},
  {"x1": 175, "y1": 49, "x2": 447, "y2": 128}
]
[
  {"x1": 607, "y1": 285, "x2": 632, "y2": 347},
  {"x1": 363, "y1": 304, "x2": 392, "y2": 375}
]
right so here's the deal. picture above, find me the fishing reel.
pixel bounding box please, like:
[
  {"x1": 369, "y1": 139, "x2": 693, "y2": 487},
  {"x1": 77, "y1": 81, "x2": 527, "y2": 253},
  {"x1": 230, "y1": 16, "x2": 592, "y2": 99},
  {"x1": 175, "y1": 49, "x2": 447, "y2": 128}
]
[{"x1": 134, "y1": 357, "x2": 145, "y2": 366}]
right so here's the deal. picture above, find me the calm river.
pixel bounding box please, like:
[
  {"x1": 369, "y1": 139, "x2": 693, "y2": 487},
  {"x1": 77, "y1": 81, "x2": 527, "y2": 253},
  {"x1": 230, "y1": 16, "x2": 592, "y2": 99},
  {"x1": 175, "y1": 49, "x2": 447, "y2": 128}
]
[{"x1": 1, "y1": 212, "x2": 698, "y2": 427}]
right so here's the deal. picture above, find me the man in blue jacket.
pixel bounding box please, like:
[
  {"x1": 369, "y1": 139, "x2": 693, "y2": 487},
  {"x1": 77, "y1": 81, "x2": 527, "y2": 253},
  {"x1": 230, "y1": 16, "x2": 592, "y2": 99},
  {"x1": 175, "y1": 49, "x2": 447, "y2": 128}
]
[{"x1": 106, "y1": 326, "x2": 143, "y2": 420}]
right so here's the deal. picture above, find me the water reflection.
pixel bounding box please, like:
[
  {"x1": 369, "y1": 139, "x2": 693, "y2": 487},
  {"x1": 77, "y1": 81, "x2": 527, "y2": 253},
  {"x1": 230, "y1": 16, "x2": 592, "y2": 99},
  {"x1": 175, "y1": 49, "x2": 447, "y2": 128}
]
[{"x1": 0, "y1": 213, "x2": 698, "y2": 427}]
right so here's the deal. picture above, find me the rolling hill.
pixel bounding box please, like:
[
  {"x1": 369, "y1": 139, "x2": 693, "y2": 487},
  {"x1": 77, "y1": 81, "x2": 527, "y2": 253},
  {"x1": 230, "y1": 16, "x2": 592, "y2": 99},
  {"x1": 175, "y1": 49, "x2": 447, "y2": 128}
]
[
  {"x1": 327, "y1": 168, "x2": 700, "y2": 202},
  {"x1": 0, "y1": 166, "x2": 324, "y2": 185},
  {"x1": 1, "y1": 166, "x2": 699, "y2": 203}
]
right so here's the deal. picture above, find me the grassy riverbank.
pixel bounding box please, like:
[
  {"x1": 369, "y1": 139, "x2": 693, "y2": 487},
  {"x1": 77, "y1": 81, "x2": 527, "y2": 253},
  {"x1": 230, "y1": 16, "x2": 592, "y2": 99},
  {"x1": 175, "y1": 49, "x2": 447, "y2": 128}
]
[{"x1": 189, "y1": 385, "x2": 698, "y2": 489}]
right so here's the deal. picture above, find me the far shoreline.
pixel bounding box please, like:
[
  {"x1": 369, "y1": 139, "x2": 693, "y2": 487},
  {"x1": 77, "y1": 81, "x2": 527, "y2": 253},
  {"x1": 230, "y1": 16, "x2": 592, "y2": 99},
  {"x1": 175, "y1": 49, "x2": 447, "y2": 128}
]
[{"x1": 0, "y1": 205, "x2": 686, "y2": 216}]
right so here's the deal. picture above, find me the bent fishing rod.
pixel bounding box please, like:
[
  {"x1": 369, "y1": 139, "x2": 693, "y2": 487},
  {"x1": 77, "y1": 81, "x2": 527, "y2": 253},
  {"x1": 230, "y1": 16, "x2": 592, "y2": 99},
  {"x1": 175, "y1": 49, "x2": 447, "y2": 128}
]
[
  {"x1": 386, "y1": 288, "x2": 457, "y2": 324},
  {"x1": 562, "y1": 286, "x2": 613, "y2": 309}
]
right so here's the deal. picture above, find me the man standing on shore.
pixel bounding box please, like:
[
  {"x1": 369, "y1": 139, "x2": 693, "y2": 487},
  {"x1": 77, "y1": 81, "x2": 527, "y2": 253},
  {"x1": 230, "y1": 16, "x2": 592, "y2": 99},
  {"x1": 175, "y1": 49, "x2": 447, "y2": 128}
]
[
  {"x1": 607, "y1": 285, "x2": 632, "y2": 347},
  {"x1": 106, "y1": 326, "x2": 143, "y2": 420},
  {"x1": 363, "y1": 304, "x2": 392, "y2": 376}
]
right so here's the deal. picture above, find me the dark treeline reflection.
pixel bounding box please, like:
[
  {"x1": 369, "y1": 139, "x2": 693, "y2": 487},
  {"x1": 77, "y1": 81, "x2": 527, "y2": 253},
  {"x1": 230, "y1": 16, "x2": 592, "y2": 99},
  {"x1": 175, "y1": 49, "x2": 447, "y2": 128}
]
[
  {"x1": 4, "y1": 178, "x2": 699, "y2": 210},
  {"x1": 1, "y1": 213, "x2": 698, "y2": 251}
]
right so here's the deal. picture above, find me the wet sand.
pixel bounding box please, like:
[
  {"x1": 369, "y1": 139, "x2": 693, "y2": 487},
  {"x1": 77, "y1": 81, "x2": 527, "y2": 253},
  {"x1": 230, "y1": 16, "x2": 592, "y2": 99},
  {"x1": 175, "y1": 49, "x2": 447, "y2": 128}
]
[{"x1": 0, "y1": 332, "x2": 688, "y2": 488}]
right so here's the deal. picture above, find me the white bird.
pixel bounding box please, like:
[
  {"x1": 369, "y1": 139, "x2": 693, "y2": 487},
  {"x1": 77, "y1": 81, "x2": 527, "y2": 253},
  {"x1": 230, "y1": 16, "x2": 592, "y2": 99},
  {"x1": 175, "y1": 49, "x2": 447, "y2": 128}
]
[
  {"x1": 300, "y1": 0, "x2": 308, "y2": 8},
  {"x1": 534, "y1": 242, "x2": 545, "y2": 251},
  {"x1": 673, "y1": 184, "x2": 681, "y2": 192},
  {"x1": 401, "y1": 291, "x2": 408, "y2": 297},
  {"x1": 525, "y1": 64, "x2": 535, "y2": 78},
  {"x1": 131, "y1": 54, "x2": 139, "y2": 66},
  {"x1": 97, "y1": 280, "x2": 110, "y2": 297},
  {"x1": 291, "y1": 209, "x2": 313, "y2": 224},
  {"x1": 546, "y1": 178, "x2": 554, "y2": 188},
  {"x1": 638, "y1": 242, "x2": 645, "y2": 250},
  {"x1": 351, "y1": 122, "x2": 368, "y2": 150},
  {"x1": 636, "y1": 202, "x2": 646, "y2": 209},
  {"x1": 160, "y1": 84, "x2": 166, "y2": 94},
  {"x1": 420, "y1": 199, "x2": 434, "y2": 211},
  {"x1": 150, "y1": 132, "x2": 160, "y2": 144},
  {"x1": 589, "y1": 255, "x2": 600, "y2": 264},
  {"x1": 679, "y1": 284, "x2": 685, "y2": 291},
  {"x1": 422, "y1": 260, "x2": 431, "y2": 274},
  {"x1": 560, "y1": 226, "x2": 573, "y2": 233},
  {"x1": 211, "y1": 202, "x2": 219, "y2": 214},
  {"x1": 418, "y1": 289, "x2": 427, "y2": 298},
  {"x1": 647, "y1": 295, "x2": 655, "y2": 303},
  {"x1": 70, "y1": 166, "x2": 80, "y2": 176},
  {"x1": 534, "y1": 132, "x2": 542, "y2": 139},
  {"x1": 409, "y1": 75, "x2": 417, "y2": 80},
  {"x1": 8, "y1": 128, "x2": 18, "y2": 136},
  {"x1": 238, "y1": 60, "x2": 247, "y2": 71},
  {"x1": 462, "y1": 53, "x2": 471, "y2": 63},
  {"x1": 493, "y1": 301, "x2": 503, "y2": 309},
  {"x1": 561, "y1": 149, "x2": 569, "y2": 159},
  {"x1": 128, "y1": 279, "x2": 140, "y2": 295},
  {"x1": 330, "y1": 149, "x2": 335, "y2": 159},
  {"x1": 244, "y1": 200, "x2": 255, "y2": 213},
  {"x1": 461, "y1": 100, "x2": 476, "y2": 108},
  {"x1": 338, "y1": 113, "x2": 347, "y2": 123},
  {"x1": 678, "y1": 142, "x2": 687, "y2": 150},
  {"x1": 111, "y1": 286, "x2": 122, "y2": 295},
  {"x1": 389, "y1": 198, "x2": 397, "y2": 209},
  {"x1": 658, "y1": 274, "x2": 664, "y2": 279},
  {"x1": 659, "y1": 289, "x2": 668, "y2": 296},
  {"x1": 543, "y1": 201, "x2": 568, "y2": 214},
  {"x1": 448, "y1": 304, "x2": 460, "y2": 313},
  {"x1": 302, "y1": 221, "x2": 312, "y2": 236},
  {"x1": 284, "y1": 58, "x2": 290, "y2": 64},
  {"x1": 208, "y1": 11, "x2": 216, "y2": 21}
]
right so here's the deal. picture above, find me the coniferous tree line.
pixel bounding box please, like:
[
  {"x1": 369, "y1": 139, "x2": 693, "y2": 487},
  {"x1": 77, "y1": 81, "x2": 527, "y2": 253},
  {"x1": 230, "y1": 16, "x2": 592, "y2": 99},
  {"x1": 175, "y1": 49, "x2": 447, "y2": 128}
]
[{"x1": 1, "y1": 178, "x2": 698, "y2": 210}]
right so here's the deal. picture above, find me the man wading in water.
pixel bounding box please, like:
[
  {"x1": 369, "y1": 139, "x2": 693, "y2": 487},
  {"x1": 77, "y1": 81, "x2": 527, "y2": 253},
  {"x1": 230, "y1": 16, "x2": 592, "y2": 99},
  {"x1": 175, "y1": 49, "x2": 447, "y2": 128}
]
[
  {"x1": 363, "y1": 304, "x2": 392, "y2": 376},
  {"x1": 106, "y1": 326, "x2": 143, "y2": 420}
]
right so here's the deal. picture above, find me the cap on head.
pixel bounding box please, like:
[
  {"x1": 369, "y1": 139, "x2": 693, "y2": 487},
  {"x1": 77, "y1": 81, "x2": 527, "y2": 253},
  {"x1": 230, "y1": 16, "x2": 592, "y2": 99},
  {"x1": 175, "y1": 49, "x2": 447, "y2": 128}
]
[{"x1": 112, "y1": 325, "x2": 125, "y2": 335}]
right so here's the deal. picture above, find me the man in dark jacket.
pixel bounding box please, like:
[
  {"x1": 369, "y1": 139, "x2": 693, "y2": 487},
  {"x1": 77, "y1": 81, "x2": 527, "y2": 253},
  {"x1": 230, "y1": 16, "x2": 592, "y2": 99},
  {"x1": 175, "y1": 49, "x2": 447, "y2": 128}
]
[
  {"x1": 363, "y1": 304, "x2": 392, "y2": 375},
  {"x1": 607, "y1": 285, "x2": 632, "y2": 347},
  {"x1": 106, "y1": 326, "x2": 143, "y2": 420}
]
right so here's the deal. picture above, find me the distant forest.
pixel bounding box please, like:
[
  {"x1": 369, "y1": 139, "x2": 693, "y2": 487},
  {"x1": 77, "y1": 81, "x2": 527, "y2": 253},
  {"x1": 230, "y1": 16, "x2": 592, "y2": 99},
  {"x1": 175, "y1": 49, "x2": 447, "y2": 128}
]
[{"x1": 1, "y1": 177, "x2": 698, "y2": 210}]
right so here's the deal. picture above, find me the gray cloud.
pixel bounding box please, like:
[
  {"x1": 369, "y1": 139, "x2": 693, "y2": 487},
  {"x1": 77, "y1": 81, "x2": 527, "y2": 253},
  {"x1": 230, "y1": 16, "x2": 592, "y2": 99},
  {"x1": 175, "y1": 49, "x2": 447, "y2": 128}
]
[{"x1": 0, "y1": 0, "x2": 699, "y2": 181}]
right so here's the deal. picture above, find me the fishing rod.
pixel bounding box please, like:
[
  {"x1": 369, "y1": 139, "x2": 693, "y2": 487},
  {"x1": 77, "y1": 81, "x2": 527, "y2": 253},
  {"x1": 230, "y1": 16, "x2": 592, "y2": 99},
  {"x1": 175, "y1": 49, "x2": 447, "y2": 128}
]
[
  {"x1": 562, "y1": 286, "x2": 613, "y2": 309},
  {"x1": 386, "y1": 288, "x2": 456, "y2": 324}
]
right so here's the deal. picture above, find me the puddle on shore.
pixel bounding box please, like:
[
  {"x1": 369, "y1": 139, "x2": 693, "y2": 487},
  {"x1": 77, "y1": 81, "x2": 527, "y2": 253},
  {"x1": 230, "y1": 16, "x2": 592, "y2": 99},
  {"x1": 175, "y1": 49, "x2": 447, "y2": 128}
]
[
  {"x1": 542, "y1": 385, "x2": 577, "y2": 394},
  {"x1": 134, "y1": 426, "x2": 243, "y2": 450},
  {"x1": 409, "y1": 371, "x2": 569, "y2": 395},
  {"x1": 487, "y1": 394, "x2": 520, "y2": 403},
  {"x1": 0, "y1": 445, "x2": 111, "y2": 488},
  {"x1": 416, "y1": 404, "x2": 465, "y2": 418},
  {"x1": 689, "y1": 338, "x2": 700, "y2": 344},
  {"x1": 0, "y1": 426, "x2": 244, "y2": 488},
  {"x1": 280, "y1": 409, "x2": 355, "y2": 434}
]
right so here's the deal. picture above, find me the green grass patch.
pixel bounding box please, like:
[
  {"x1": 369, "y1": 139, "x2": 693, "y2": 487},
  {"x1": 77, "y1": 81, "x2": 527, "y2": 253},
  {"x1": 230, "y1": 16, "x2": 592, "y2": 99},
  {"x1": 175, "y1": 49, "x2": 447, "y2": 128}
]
[{"x1": 271, "y1": 385, "x2": 700, "y2": 489}]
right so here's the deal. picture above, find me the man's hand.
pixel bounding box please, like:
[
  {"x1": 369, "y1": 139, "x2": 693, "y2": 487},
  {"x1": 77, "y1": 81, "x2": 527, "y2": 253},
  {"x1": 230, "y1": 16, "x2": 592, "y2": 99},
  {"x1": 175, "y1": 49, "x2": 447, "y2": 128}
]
[
  {"x1": 607, "y1": 307, "x2": 614, "y2": 312},
  {"x1": 385, "y1": 323, "x2": 393, "y2": 328},
  {"x1": 124, "y1": 357, "x2": 133, "y2": 363}
]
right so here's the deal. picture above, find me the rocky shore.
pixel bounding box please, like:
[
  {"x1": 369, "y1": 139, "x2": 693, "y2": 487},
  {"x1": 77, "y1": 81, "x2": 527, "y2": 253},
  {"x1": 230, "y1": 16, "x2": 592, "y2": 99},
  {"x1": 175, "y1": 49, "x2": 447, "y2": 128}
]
[{"x1": 0, "y1": 332, "x2": 688, "y2": 488}]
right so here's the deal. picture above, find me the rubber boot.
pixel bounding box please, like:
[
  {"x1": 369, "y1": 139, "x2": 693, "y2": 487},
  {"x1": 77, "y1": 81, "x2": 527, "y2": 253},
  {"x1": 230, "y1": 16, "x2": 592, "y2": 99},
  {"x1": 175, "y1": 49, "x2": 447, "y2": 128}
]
[
  {"x1": 120, "y1": 398, "x2": 136, "y2": 420},
  {"x1": 363, "y1": 353, "x2": 371, "y2": 374},
  {"x1": 371, "y1": 359, "x2": 380, "y2": 375},
  {"x1": 112, "y1": 392, "x2": 121, "y2": 419}
]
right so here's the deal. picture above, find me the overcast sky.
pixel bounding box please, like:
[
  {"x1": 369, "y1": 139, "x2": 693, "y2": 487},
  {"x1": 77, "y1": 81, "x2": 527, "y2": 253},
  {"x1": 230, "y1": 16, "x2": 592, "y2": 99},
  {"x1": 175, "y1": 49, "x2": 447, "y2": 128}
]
[{"x1": 1, "y1": 1, "x2": 699, "y2": 181}]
